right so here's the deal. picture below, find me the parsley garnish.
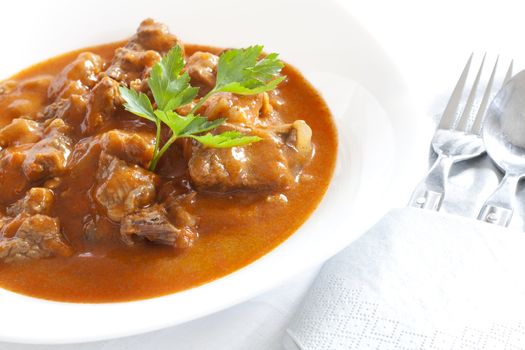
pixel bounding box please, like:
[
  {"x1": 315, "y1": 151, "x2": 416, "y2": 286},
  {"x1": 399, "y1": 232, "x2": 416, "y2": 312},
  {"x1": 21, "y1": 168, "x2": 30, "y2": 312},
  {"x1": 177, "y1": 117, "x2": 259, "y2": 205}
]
[{"x1": 119, "y1": 44, "x2": 285, "y2": 171}]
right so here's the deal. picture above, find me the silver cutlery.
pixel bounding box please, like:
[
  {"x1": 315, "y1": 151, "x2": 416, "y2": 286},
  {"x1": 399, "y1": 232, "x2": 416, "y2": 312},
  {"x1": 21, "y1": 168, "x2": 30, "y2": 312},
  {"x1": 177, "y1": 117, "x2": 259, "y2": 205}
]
[
  {"x1": 409, "y1": 55, "x2": 508, "y2": 210},
  {"x1": 476, "y1": 70, "x2": 525, "y2": 227}
]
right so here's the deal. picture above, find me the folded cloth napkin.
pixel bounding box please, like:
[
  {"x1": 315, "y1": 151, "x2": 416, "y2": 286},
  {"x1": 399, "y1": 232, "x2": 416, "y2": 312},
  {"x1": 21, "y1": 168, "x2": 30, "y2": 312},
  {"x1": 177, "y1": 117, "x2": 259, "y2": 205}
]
[{"x1": 283, "y1": 208, "x2": 525, "y2": 350}]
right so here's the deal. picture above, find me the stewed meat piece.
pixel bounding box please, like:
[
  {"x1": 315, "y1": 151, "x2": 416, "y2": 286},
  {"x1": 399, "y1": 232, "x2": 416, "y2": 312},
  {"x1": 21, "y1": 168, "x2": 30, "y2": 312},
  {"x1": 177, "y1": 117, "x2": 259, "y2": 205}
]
[
  {"x1": 0, "y1": 76, "x2": 55, "y2": 123},
  {"x1": 6, "y1": 188, "x2": 54, "y2": 216},
  {"x1": 47, "y1": 52, "x2": 104, "y2": 100},
  {"x1": 106, "y1": 19, "x2": 182, "y2": 85},
  {"x1": 22, "y1": 132, "x2": 71, "y2": 182},
  {"x1": 185, "y1": 51, "x2": 219, "y2": 95},
  {"x1": 0, "y1": 118, "x2": 43, "y2": 147},
  {"x1": 43, "y1": 94, "x2": 88, "y2": 127},
  {"x1": 188, "y1": 125, "x2": 294, "y2": 192},
  {"x1": 82, "y1": 76, "x2": 121, "y2": 134},
  {"x1": 98, "y1": 129, "x2": 154, "y2": 168},
  {"x1": 120, "y1": 204, "x2": 197, "y2": 248},
  {"x1": 0, "y1": 129, "x2": 71, "y2": 204},
  {"x1": 0, "y1": 145, "x2": 31, "y2": 204},
  {"x1": 188, "y1": 122, "x2": 313, "y2": 193},
  {"x1": 94, "y1": 153, "x2": 157, "y2": 222},
  {"x1": 132, "y1": 18, "x2": 181, "y2": 53},
  {"x1": 200, "y1": 92, "x2": 275, "y2": 126},
  {"x1": 0, "y1": 214, "x2": 71, "y2": 263},
  {"x1": 105, "y1": 48, "x2": 161, "y2": 86}
]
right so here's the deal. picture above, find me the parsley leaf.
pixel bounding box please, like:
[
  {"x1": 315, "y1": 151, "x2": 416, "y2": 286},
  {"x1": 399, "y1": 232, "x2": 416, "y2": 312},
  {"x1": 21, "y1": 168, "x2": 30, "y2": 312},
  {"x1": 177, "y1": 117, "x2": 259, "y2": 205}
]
[
  {"x1": 189, "y1": 131, "x2": 262, "y2": 148},
  {"x1": 215, "y1": 46, "x2": 285, "y2": 95},
  {"x1": 180, "y1": 116, "x2": 226, "y2": 135},
  {"x1": 148, "y1": 46, "x2": 199, "y2": 111},
  {"x1": 119, "y1": 87, "x2": 156, "y2": 121},
  {"x1": 153, "y1": 111, "x2": 226, "y2": 137},
  {"x1": 119, "y1": 44, "x2": 284, "y2": 171}
]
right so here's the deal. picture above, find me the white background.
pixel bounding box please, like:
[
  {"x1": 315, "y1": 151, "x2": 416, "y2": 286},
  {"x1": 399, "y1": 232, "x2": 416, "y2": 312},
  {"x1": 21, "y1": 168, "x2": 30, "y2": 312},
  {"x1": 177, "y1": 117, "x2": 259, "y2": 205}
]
[{"x1": 1, "y1": 0, "x2": 524, "y2": 349}]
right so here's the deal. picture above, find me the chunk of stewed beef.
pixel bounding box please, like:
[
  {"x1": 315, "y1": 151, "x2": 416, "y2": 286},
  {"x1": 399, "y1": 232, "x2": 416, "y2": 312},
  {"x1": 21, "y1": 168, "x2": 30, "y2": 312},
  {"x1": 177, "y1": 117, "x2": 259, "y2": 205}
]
[
  {"x1": 6, "y1": 188, "x2": 54, "y2": 216},
  {"x1": 105, "y1": 48, "x2": 161, "y2": 85},
  {"x1": 188, "y1": 125, "x2": 294, "y2": 192},
  {"x1": 188, "y1": 122, "x2": 313, "y2": 193},
  {"x1": 42, "y1": 94, "x2": 87, "y2": 126},
  {"x1": 133, "y1": 18, "x2": 181, "y2": 53},
  {"x1": 22, "y1": 132, "x2": 71, "y2": 182},
  {"x1": 48, "y1": 53, "x2": 104, "y2": 100},
  {"x1": 185, "y1": 51, "x2": 219, "y2": 95},
  {"x1": 164, "y1": 192, "x2": 198, "y2": 229},
  {"x1": 0, "y1": 118, "x2": 43, "y2": 147},
  {"x1": 0, "y1": 77, "x2": 55, "y2": 122},
  {"x1": 98, "y1": 129, "x2": 154, "y2": 168},
  {"x1": 0, "y1": 214, "x2": 71, "y2": 263},
  {"x1": 82, "y1": 76, "x2": 121, "y2": 134},
  {"x1": 105, "y1": 19, "x2": 181, "y2": 85},
  {"x1": 0, "y1": 127, "x2": 71, "y2": 204},
  {"x1": 120, "y1": 205, "x2": 197, "y2": 248},
  {"x1": 0, "y1": 145, "x2": 31, "y2": 204},
  {"x1": 200, "y1": 92, "x2": 275, "y2": 126},
  {"x1": 95, "y1": 153, "x2": 157, "y2": 222}
]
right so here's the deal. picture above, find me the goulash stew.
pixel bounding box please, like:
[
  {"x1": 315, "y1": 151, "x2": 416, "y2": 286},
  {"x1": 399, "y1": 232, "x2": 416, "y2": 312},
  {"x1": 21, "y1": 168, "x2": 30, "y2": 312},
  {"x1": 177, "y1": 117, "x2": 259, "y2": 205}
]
[{"x1": 0, "y1": 19, "x2": 337, "y2": 302}]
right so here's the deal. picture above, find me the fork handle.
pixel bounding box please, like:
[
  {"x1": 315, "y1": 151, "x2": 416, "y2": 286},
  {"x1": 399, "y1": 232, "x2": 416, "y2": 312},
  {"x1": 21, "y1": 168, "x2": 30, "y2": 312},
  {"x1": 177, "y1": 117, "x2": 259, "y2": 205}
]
[
  {"x1": 478, "y1": 173, "x2": 521, "y2": 227},
  {"x1": 408, "y1": 154, "x2": 454, "y2": 210}
]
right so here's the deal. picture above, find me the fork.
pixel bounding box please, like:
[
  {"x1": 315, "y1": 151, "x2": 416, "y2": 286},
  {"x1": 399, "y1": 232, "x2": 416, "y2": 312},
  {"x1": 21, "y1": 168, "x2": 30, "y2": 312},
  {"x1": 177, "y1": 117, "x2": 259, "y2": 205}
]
[{"x1": 408, "y1": 55, "x2": 513, "y2": 210}]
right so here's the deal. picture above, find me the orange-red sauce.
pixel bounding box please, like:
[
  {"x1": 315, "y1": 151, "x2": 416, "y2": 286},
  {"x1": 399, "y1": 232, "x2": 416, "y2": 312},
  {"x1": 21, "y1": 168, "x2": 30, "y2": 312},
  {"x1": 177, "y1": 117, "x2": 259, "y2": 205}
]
[{"x1": 0, "y1": 42, "x2": 337, "y2": 302}]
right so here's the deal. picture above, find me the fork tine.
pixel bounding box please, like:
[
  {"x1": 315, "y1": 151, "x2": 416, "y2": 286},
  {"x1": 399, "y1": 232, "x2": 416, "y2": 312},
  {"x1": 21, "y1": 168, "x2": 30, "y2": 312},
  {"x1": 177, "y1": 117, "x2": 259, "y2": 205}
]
[
  {"x1": 438, "y1": 54, "x2": 473, "y2": 129},
  {"x1": 502, "y1": 60, "x2": 513, "y2": 86},
  {"x1": 471, "y1": 57, "x2": 499, "y2": 135},
  {"x1": 456, "y1": 54, "x2": 486, "y2": 131}
]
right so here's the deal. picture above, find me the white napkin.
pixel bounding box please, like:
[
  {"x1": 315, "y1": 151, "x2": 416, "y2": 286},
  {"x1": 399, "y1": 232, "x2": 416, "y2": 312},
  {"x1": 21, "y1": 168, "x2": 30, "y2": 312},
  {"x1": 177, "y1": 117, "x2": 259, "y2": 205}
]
[{"x1": 283, "y1": 208, "x2": 525, "y2": 350}]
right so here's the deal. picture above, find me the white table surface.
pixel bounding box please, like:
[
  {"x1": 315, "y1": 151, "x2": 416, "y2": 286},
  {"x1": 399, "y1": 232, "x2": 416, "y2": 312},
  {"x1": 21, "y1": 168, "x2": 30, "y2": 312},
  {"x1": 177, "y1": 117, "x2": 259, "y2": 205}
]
[{"x1": 3, "y1": 0, "x2": 525, "y2": 348}]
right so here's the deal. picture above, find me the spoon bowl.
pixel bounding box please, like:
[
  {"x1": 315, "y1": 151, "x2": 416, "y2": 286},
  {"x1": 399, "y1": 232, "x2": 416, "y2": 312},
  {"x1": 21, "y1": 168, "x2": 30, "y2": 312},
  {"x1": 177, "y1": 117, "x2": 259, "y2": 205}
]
[{"x1": 479, "y1": 69, "x2": 525, "y2": 225}]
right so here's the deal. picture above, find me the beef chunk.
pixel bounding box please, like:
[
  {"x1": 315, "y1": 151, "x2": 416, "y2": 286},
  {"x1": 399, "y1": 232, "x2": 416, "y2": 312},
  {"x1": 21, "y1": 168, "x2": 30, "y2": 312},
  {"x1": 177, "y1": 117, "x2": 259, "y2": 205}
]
[
  {"x1": 201, "y1": 92, "x2": 276, "y2": 126},
  {"x1": 43, "y1": 117, "x2": 70, "y2": 135},
  {"x1": 105, "y1": 19, "x2": 181, "y2": 85},
  {"x1": 105, "y1": 48, "x2": 161, "y2": 85},
  {"x1": 0, "y1": 118, "x2": 43, "y2": 147},
  {"x1": 188, "y1": 121, "x2": 314, "y2": 193},
  {"x1": 164, "y1": 192, "x2": 197, "y2": 228},
  {"x1": 95, "y1": 153, "x2": 157, "y2": 222},
  {"x1": 120, "y1": 205, "x2": 197, "y2": 248},
  {"x1": 98, "y1": 129, "x2": 154, "y2": 168},
  {"x1": 0, "y1": 77, "x2": 55, "y2": 123},
  {"x1": 6, "y1": 188, "x2": 54, "y2": 216},
  {"x1": 43, "y1": 94, "x2": 87, "y2": 126},
  {"x1": 133, "y1": 18, "x2": 181, "y2": 54},
  {"x1": 0, "y1": 80, "x2": 18, "y2": 96},
  {"x1": 0, "y1": 128, "x2": 71, "y2": 203},
  {"x1": 82, "y1": 76, "x2": 121, "y2": 134},
  {"x1": 0, "y1": 145, "x2": 30, "y2": 204},
  {"x1": 22, "y1": 133, "x2": 71, "y2": 182},
  {"x1": 0, "y1": 214, "x2": 71, "y2": 263},
  {"x1": 188, "y1": 126, "x2": 294, "y2": 192},
  {"x1": 186, "y1": 51, "x2": 219, "y2": 95},
  {"x1": 48, "y1": 53, "x2": 104, "y2": 100}
]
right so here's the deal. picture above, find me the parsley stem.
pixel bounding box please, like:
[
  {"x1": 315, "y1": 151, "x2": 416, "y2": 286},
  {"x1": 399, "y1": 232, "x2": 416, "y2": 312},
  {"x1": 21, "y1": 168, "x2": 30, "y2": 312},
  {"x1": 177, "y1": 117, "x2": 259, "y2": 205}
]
[
  {"x1": 149, "y1": 119, "x2": 162, "y2": 171},
  {"x1": 190, "y1": 89, "x2": 216, "y2": 115},
  {"x1": 149, "y1": 134, "x2": 178, "y2": 171}
]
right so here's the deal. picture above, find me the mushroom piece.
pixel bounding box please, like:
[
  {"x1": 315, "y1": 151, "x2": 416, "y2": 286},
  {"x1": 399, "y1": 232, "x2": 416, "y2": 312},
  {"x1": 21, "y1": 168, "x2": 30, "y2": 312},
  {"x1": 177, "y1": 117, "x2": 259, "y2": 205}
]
[{"x1": 287, "y1": 120, "x2": 313, "y2": 157}]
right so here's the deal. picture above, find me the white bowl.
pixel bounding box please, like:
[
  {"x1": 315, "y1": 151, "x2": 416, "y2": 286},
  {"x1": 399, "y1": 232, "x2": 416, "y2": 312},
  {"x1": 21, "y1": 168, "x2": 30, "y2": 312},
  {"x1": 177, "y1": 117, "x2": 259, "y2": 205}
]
[{"x1": 0, "y1": 0, "x2": 430, "y2": 343}]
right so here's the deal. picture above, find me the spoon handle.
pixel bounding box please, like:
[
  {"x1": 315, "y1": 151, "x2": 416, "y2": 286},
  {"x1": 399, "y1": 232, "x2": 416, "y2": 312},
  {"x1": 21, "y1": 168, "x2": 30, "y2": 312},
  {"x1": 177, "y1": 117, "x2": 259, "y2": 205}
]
[
  {"x1": 478, "y1": 173, "x2": 520, "y2": 226},
  {"x1": 408, "y1": 154, "x2": 454, "y2": 210}
]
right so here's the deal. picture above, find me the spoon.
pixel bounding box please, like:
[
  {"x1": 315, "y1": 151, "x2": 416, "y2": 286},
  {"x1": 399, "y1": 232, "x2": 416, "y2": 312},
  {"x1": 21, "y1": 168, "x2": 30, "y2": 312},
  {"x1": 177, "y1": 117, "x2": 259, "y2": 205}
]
[{"x1": 478, "y1": 68, "x2": 525, "y2": 226}]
